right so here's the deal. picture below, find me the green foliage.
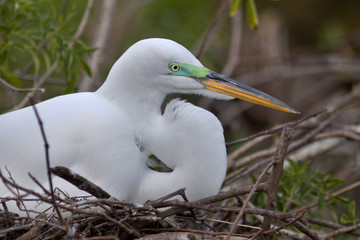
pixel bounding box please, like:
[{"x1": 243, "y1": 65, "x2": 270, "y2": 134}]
[
  {"x1": 229, "y1": 0, "x2": 258, "y2": 29},
  {"x1": 0, "y1": 0, "x2": 92, "y2": 91},
  {"x1": 340, "y1": 201, "x2": 359, "y2": 225},
  {"x1": 245, "y1": 0, "x2": 258, "y2": 29},
  {"x1": 229, "y1": 0, "x2": 242, "y2": 17},
  {"x1": 252, "y1": 160, "x2": 349, "y2": 218}
]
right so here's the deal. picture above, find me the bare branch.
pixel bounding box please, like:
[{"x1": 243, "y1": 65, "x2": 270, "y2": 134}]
[
  {"x1": 28, "y1": 97, "x2": 63, "y2": 223},
  {"x1": 50, "y1": 166, "x2": 111, "y2": 199},
  {"x1": 196, "y1": 0, "x2": 230, "y2": 58},
  {"x1": 262, "y1": 125, "x2": 294, "y2": 233},
  {"x1": 78, "y1": 0, "x2": 117, "y2": 91},
  {"x1": 0, "y1": 78, "x2": 45, "y2": 93}
]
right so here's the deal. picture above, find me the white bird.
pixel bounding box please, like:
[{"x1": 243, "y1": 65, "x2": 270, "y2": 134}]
[{"x1": 0, "y1": 38, "x2": 298, "y2": 213}]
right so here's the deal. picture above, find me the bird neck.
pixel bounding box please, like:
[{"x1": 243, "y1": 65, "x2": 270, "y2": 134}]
[
  {"x1": 135, "y1": 100, "x2": 227, "y2": 203},
  {"x1": 96, "y1": 68, "x2": 165, "y2": 130}
]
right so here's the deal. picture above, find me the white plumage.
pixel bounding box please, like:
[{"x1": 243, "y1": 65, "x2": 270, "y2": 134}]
[{"x1": 0, "y1": 38, "x2": 298, "y2": 213}]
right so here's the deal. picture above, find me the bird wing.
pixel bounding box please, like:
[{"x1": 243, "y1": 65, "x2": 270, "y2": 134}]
[{"x1": 0, "y1": 93, "x2": 143, "y2": 203}]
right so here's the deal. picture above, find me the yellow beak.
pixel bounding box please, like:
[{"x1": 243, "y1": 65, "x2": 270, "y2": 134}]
[{"x1": 198, "y1": 71, "x2": 300, "y2": 114}]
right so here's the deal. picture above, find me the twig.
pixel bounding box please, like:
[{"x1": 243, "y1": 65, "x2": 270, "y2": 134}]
[
  {"x1": 262, "y1": 125, "x2": 294, "y2": 233},
  {"x1": 322, "y1": 223, "x2": 360, "y2": 239},
  {"x1": 71, "y1": 0, "x2": 95, "y2": 42},
  {"x1": 227, "y1": 135, "x2": 271, "y2": 170},
  {"x1": 315, "y1": 129, "x2": 360, "y2": 142},
  {"x1": 305, "y1": 217, "x2": 360, "y2": 236},
  {"x1": 13, "y1": 60, "x2": 59, "y2": 110},
  {"x1": 226, "y1": 108, "x2": 326, "y2": 147},
  {"x1": 196, "y1": 0, "x2": 230, "y2": 58},
  {"x1": 264, "y1": 211, "x2": 305, "y2": 236},
  {"x1": 28, "y1": 97, "x2": 63, "y2": 223},
  {"x1": 222, "y1": 8, "x2": 242, "y2": 77},
  {"x1": 284, "y1": 218, "x2": 321, "y2": 240},
  {"x1": 226, "y1": 111, "x2": 339, "y2": 185},
  {"x1": 78, "y1": 0, "x2": 115, "y2": 91},
  {"x1": 225, "y1": 160, "x2": 274, "y2": 240},
  {"x1": 0, "y1": 225, "x2": 32, "y2": 235},
  {"x1": 50, "y1": 166, "x2": 111, "y2": 199},
  {"x1": 147, "y1": 188, "x2": 188, "y2": 206},
  {"x1": 0, "y1": 78, "x2": 45, "y2": 93}
]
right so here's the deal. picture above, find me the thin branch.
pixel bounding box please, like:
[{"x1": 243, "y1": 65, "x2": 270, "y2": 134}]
[
  {"x1": 306, "y1": 217, "x2": 360, "y2": 236},
  {"x1": 12, "y1": 60, "x2": 59, "y2": 110},
  {"x1": 28, "y1": 97, "x2": 63, "y2": 223},
  {"x1": 264, "y1": 211, "x2": 305, "y2": 236},
  {"x1": 226, "y1": 108, "x2": 326, "y2": 147},
  {"x1": 0, "y1": 78, "x2": 45, "y2": 93},
  {"x1": 315, "y1": 129, "x2": 360, "y2": 142},
  {"x1": 262, "y1": 125, "x2": 294, "y2": 234},
  {"x1": 226, "y1": 160, "x2": 274, "y2": 240},
  {"x1": 78, "y1": 0, "x2": 117, "y2": 91},
  {"x1": 323, "y1": 223, "x2": 360, "y2": 239},
  {"x1": 50, "y1": 166, "x2": 111, "y2": 199},
  {"x1": 196, "y1": 0, "x2": 230, "y2": 58},
  {"x1": 226, "y1": 111, "x2": 339, "y2": 185},
  {"x1": 284, "y1": 218, "x2": 321, "y2": 240},
  {"x1": 222, "y1": 7, "x2": 242, "y2": 77}
]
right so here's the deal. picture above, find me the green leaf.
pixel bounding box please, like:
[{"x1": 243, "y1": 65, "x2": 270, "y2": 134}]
[
  {"x1": 340, "y1": 214, "x2": 352, "y2": 225},
  {"x1": 349, "y1": 200, "x2": 356, "y2": 220},
  {"x1": 318, "y1": 191, "x2": 324, "y2": 209},
  {"x1": 40, "y1": 50, "x2": 51, "y2": 70},
  {"x1": 77, "y1": 55, "x2": 92, "y2": 77},
  {"x1": 28, "y1": 49, "x2": 40, "y2": 75},
  {"x1": 330, "y1": 210, "x2": 338, "y2": 224},
  {"x1": 230, "y1": 0, "x2": 242, "y2": 17},
  {"x1": 246, "y1": 0, "x2": 259, "y2": 29},
  {"x1": 0, "y1": 66, "x2": 22, "y2": 87}
]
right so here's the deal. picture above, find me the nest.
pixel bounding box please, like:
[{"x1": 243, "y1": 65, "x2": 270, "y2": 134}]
[{"x1": 1, "y1": 102, "x2": 360, "y2": 239}]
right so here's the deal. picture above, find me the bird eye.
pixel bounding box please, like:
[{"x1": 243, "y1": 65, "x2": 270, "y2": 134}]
[{"x1": 169, "y1": 63, "x2": 180, "y2": 72}]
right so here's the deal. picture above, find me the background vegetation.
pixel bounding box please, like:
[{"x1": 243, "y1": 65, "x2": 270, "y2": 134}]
[{"x1": 0, "y1": 0, "x2": 359, "y2": 239}]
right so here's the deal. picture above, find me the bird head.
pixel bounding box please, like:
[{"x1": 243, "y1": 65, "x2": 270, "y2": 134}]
[{"x1": 108, "y1": 38, "x2": 299, "y2": 114}]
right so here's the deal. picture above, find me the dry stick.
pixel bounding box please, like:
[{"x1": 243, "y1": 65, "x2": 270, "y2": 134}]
[
  {"x1": 226, "y1": 126, "x2": 294, "y2": 240},
  {"x1": 1, "y1": 173, "x2": 140, "y2": 238},
  {"x1": 158, "y1": 183, "x2": 268, "y2": 218},
  {"x1": 225, "y1": 160, "x2": 274, "y2": 240},
  {"x1": 222, "y1": 8, "x2": 242, "y2": 77},
  {"x1": 315, "y1": 129, "x2": 360, "y2": 142},
  {"x1": 284, "y1": 218, "x2": 321, "y2": 240},
  {"x1": 227, "y1": 135, "x2": 271, "y2": 170},
  {"x1": 306, "y1": 217, "x2": 360, "y2": 236},
  {"x1": 226, "y1": 108, "x2": 326, "y2": 148},
  {"x1": 50, "y1": 166, "x2": 111, "y2": 199},
  {"x1": 140, "y1": 227, "x2": 248, "y2": 238},
  {"x1": 78, "y1": 0, "x2": 114, "y2": 91},
  {"x1": 0, "y1": 78, "x2": 45, "y2": 93},
  {"x1": 196, "y1": 0, "x2": 230, "y2": 58},
  {"x1": 264, "y1": 211, "x2": 305, "y2": 236},
  {"x1": 323, "y1": 224, "x2": 360, "y2": 240},
  {"x1": 13, "y1": 60, "x2": 59, "y2": 110},
  {"x1": 28, "y1": 173, "x2": 50, "y2": 196},
  {"x1": 28, "y1": 97, "x2": 63, "y2": 223},
  {"x1": 0, "y1": 225, "x2": 32, "y2": 236},
  {"x1": 226, "y1": 111, "x2": 339, "y2": 186},
  {"x1": 262, "y1": 125, "x2": 294, "y2": 232},
  {"x1": 159, "y1": 201, "x2": 298, "y2": 220}
]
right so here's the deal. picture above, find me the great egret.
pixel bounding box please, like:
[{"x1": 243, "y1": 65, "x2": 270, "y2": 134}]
[{"x1": 0, "y1": 38, "x2": 299, "y2": 213}]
